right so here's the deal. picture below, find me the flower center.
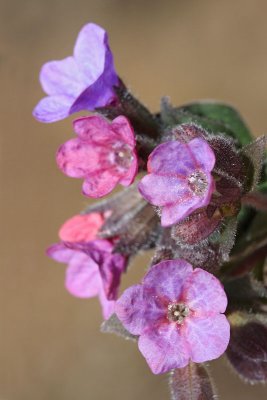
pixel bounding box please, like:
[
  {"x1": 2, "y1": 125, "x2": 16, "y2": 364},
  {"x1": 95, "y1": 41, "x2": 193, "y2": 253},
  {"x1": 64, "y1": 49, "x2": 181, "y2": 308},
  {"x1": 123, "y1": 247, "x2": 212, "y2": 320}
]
[
  {"x1": 188, "y1": 170, "x2": 208, "y2": 196},
  {"x1": 113, "y1": 144, "x2": 133, "y2": 169},
  {"x1": 167, "y1": 302, "x2": 190, "y2": 324}
]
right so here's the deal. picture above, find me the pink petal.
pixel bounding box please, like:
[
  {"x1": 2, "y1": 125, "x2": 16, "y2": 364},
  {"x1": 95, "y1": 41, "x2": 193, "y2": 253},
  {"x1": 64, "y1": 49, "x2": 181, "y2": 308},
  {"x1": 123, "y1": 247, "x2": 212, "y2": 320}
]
[
  {"x1": 56, "y1": 138, "x2": 100, "y2": 178},
  {"x1": 99, "y1": 253, "x2": 127, "y2": 300},
  {"x1": 185, "y1": 314, "x2": 230, "y2": 363},
  {"x1": 161, "y1": 196, "x2": 202, "y2": 227},
  {"x1": 82, "y1": 171, "x2": 120, "y2": 198},
  {"x1": 65, "y1": 254, "x2": 101, "y2": 298},
  {"x1": 182, "y1": 268, "x2": 228, "y2": 314},
  {"x1": 33, "y1": 95, "x2": 72, "y2": 123},
  {"x1": 39, "y1": 57, "x2": 89, "y2": 97},
  {"x1": 74, "y1": 23, "x2": 107, "y2": 81},
  {"x1": 59, "y1": 213, "x2": 104, "y2": 242},
  {"x1": 47, "y1": 243, "x2": 76, "y2": 263},
  {"x1": 119, "y1": 151, "x2": 138, "y2": 186},
  {"x1": 188, "y1": 138, "x2": 216, "y2": 172},
  {"x1": 112, "y1": 116, "x2": 136, "y2": 147},
  {"x1": 138, "y1": 323, "x2": 190, "y2": 374},
  {"x1": 73, "y1": 116, "x2": 117, "y2": 143},
  {"x1": 115, "y1": 285, "x2": 166, "y2": 336},
  {"x1": 143, "y1": 260, "x2": 193, "y2": 303},
  {"x1": 138, "y1": 174, "x2": 188, "y2": 206}
]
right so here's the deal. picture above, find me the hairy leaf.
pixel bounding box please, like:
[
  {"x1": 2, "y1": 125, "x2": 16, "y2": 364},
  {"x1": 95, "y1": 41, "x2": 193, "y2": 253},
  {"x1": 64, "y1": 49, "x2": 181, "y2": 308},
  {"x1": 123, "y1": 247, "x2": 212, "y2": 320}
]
[
  {"x1": 101, "y1": 314, "x2": 138, "y2": 341},
  {"x1": 169, "y1": 363, "x2": 217, "y2": 400}
]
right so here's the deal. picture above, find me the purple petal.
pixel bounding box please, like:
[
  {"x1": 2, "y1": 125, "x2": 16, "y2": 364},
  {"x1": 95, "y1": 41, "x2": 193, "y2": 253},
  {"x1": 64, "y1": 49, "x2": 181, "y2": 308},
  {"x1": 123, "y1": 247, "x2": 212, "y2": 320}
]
[
  {"x1": 188, "y1": 138, "x2": 216, "y2": 172},
  {"x1": 143, "y1": 259, "x2": 193, "y2": 303},
  {"x1": 185, "y1": 314, "x2": 230, "y2": 363},
  {"x1": 56, "y1": 138, "x2": 100, "y2": 178},
  {"x1": 115, "y1": 285, "x2": 166, "y2": 336},
  {"x1": 138, "y1": 174, "x2": 188, "y2": 206},
  {"x1": 98, "y1": 253, "x2": 127, "y2": 300},
  {"x1": 39, "y1": 57, "x2": 89, "y2": 97},
  {"x1": 98, "y1": 288, "x2": 116, "y2": 320},
  {"x1": 65, "y1": 253, "x2": 101, "y2": 298},
  {"x1": 138, "y1": 323, "x2": 190, "y2": 374},
  {"x1": 74, "y1": 23, "x2": 110, "y2": 81},
  {"x1": 182, "y1": 268, "x2": 228, "y2": 314},
  {"x1": 82, "y1": 171, "x2": 120, "y2": 198},
  {"x1": 161, "y1": 196, "x2": 202, "y2": 227},
  {"x1": 33, "y1": 95, "x2": 72, "y2": 123},
  {"x1": 47, "y1": 242, "x2": 76, "y2": 263},
  {"x1": 147, "y1": 141, "x2": 196, "y2": 175}
]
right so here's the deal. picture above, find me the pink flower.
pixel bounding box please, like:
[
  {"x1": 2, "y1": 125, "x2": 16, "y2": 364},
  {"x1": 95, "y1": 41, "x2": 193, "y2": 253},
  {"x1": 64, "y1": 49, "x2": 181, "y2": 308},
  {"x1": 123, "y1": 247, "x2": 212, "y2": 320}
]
[
  {"x1": 59, "y1": 213, "x2": 105, "y2": 242},
  {"x1": 115, "y1": 259, "x2": 230, "y2": 374},
  {"x1": 57, "y1": 115, "x2": 138, "y2": 198},
  {"x1": 138, "y1": 138, "x2": 215, "y2": 227},
  {"x1": 47, "y1": 213, "x2": 127, "y2": 319}
]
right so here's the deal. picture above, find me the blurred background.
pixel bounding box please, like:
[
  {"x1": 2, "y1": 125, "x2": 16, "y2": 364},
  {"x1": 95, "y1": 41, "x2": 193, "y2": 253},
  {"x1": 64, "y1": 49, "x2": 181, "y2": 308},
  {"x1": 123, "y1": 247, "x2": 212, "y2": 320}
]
[{"x1": 1, "y1": 0, "x2": 267, "y2": 399}]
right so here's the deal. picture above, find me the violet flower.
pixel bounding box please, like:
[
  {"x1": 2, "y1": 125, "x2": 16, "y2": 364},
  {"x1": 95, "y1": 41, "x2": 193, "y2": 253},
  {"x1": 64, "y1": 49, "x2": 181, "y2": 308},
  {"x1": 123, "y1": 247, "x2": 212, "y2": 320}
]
[
  {"x1": 56, "y1": 115, "x2": 138, "y2": 198},
  {"x1": 115, "y1": 259, "x2": 230, "y2": 374},
  {"x1": 138, "y1": 138, "x2": 216, "y2": 227},
  {"x1": 47, "y1": 213, "x2": 127, "y2": 319},
  {"x1": 33, "y1": 23, "x2": 119, "y2": 123}
]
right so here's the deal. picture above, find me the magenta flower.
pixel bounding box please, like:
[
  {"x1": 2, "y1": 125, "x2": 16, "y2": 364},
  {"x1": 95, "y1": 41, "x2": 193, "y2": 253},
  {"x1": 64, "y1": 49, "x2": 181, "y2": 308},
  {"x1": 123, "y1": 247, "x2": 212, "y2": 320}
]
[
  {"x1": 33, "y1": 23, "x2": 119, "y2": 123},
  {"x1": 115, "y1": 259, "x2": 230, "y2": 374},
  {"x1": 138, "y1": 138, "x2": 216, "y2": 227},
  {"x1": 56, "y1": 115, "x2": 138, "y2": 198},
  {"x1": 48, "y1": 240, "x2": 127, "y2": 320},
  {"x1": 59, "y1": 213, "x2": 105, "y2": 242}
]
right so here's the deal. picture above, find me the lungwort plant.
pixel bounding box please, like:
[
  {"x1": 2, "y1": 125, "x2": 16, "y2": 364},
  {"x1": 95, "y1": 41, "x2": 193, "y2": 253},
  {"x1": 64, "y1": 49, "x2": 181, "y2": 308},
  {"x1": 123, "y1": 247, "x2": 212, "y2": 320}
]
[{"x1": 34, "y1": 23, "x2": 267, "y2": 399}]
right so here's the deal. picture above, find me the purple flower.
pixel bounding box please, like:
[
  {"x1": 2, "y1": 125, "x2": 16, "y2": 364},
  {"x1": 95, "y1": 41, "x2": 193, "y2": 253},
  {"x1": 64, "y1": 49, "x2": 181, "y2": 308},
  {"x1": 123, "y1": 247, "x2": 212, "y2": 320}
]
[
  {"x1": 47, "y1": 240, "x2": 127, "y2": 320},
  {"x1": 33, "y1": 23, "x2": 119, "y2": 123},
  {"x1": 138, "y1": 138, "x2": 216, "y2": 227},
  {"x1": 115, "y1": 259, "x2": 230, "y2": 374},
  {"x1": 56, "y1": 115, "x2": 138, "y2": 198}
]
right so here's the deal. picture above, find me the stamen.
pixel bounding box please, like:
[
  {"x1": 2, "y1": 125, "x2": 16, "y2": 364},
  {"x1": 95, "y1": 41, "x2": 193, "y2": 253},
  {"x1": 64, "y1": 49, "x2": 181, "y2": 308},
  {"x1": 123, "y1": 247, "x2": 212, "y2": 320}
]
[
  {"x1": 188, "y1": 170, "x2": 208, "y2": 196},
  {"x1": 167, "y1": 303, "x2": 190, "y2": 324}
]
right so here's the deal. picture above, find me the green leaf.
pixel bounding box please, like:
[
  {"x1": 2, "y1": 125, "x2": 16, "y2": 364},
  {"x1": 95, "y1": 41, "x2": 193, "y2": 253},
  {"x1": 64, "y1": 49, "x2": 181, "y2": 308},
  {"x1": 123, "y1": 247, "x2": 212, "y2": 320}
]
[
  {"x1": 161, "y1": 98, "x2": 253, "y2": 146},
  {"x1": 169, "y1": 363, "x2": 217, "y2": 400}
]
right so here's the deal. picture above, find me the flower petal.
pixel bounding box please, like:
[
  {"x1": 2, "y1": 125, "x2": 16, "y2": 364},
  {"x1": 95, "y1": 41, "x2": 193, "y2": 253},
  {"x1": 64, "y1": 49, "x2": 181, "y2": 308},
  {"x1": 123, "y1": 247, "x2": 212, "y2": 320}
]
[
  {"x1": 98, "y1": 253, "x2": 127, "y2": 300},
  {"x1": 147, "y1": 141, "x2": 196, "y2": 175},
  {"x1": 119, "y1": 152, "x2": 138, "y2": 186},
  {"x1": 182, "y1": 268, "x2": 228, "y2": 314},
  {"x1": 138, "y1": 323, "x2": 190, "y2": 374},
  {"x1": 39, "y1": 57, "x2": 89, "y2": 97},
  {"x1": 161, "y1": 196, "x2": 203, "y2": 227},
  {"x1": 59, "y1": 213, "x2": 104, "y2": 242},
  {"x1": 98, "y1": 288, "x2": 116, "y2": 320},
  {"x1": 115, "y1": 285, "x2": 166, "y2": 335},
  {"x1": 185, "y1": 314, "x2": 230, "y2": 363},
  {"x1": 33, "y1": 95, "x2": 72, "y2": 123},
  {"x1": 65, "y1": 253, "x2": 101, "y2": 298},
  {"x1": 112, "y1": 116, "x2": 136, "y2": 147},
  {"x1": 188, "y1": 138, "x2": 216, "y2": 172},
  {"x1": 143, "y1": 259, "x2": 193, "y2": 303},
  {"x1": 47, "y1": 243, "x2": 76, "y2": 263},
  {"x1": 138, "y1": 174, "x2": 188, "y2": 206},
  {"x1": 56, "y1": 138, "x2": 100, "y2": 178},
  {"x1": 82, "y1": 171, "x2": 120, "y2": 198},
  {"x1": 73, "y1": 115, "x2": 116, "y2": 142}
]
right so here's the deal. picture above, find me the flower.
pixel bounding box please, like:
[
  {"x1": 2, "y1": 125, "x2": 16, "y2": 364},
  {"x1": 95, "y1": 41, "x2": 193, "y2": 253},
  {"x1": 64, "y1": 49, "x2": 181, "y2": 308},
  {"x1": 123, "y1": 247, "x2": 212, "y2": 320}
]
[
  {"x1": 56, "y1": 115, "x2": 138, "y2": 198},
  {"x1": 33, "y1": 23, "x2": 119, "y2": 123},
  {"x1": 138, "y1": 138, "x2": 216, "y2": 227},
  {"x1": 59, "y1": 213, "x2": 105, "y2": 242},
  {"x1": 47, "y1": 213, "x2": 127, "y2": 319},
  {"x1": 115, "y1": 259, "x2": 230, "y2": 374}
]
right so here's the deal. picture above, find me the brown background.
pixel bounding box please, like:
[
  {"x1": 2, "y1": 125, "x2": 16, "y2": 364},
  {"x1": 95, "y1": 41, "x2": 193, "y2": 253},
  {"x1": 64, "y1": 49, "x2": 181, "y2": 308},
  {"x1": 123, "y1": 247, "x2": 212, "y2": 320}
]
[{"x1": 1, "y1": 0, "x2": 267, "y2": 399}]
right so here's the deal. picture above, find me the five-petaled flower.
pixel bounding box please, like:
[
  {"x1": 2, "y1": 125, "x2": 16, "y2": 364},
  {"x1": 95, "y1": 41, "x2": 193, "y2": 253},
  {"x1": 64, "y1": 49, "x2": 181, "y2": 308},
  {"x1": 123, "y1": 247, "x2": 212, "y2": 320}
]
[
  {"x1": 115, "y1": 259, "x2": 230, "y2": 374},
  {"x1": 47, "y1": 213, "x2": 127, "y2": 319},
  {"x1": 138, "y1": 138, "x2": 216, "y2": 227},
  {"x1": 56, "y1": 115, "x2": 138, "y2": 198},
  {"x1": 33, "y1": 23, "x2": 119, "y2": 123}
]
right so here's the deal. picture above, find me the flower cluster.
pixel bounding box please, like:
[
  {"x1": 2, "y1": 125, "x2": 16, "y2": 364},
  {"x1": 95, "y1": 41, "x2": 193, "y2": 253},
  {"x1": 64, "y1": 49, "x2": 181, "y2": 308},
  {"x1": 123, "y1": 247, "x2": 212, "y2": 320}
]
[{"x1": 34, "y1": 22, "x2": 267, "y2": 398}]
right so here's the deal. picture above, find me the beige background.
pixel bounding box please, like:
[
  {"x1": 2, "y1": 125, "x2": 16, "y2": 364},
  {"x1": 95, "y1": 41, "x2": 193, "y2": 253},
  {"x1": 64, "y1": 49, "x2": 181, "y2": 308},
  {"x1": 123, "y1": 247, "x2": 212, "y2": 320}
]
[{"x1": 1, "y1": 0, "x2": 267, "y2": 399}]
